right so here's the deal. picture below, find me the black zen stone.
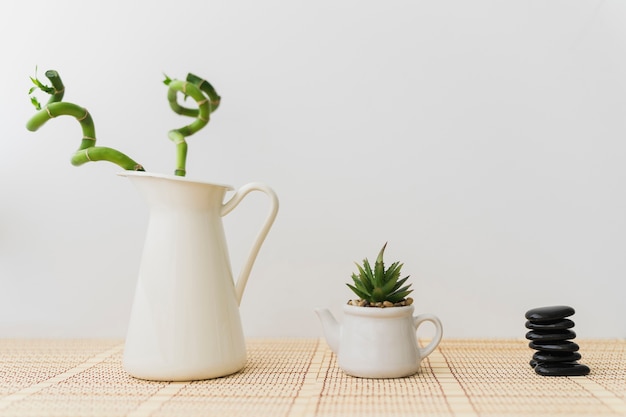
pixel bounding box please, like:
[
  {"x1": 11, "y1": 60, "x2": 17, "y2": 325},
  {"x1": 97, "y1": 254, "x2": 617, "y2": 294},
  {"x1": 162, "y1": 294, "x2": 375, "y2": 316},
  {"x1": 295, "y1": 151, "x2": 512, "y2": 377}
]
[
  {"x1": 533, "y1": 350, "x2": 582, "y2": 363},
  {"x1": 530, "y1": 359, "x2": 538, "y2": 368},
  {"x1": 534, "y1": 362, "x2": 590, "y2": 377},
  {"x1": 525, "y1": 306, "x2": 575, "y2": 322},
  {"x1": 525, "y1": 319, "x2": 575, "y2": 330},
  {"x1": 525, "y1": 329, "x2": 576, "y2": 342},
  {"x1": 528, "y1": 341, "x2": 580, "y2": 352}
]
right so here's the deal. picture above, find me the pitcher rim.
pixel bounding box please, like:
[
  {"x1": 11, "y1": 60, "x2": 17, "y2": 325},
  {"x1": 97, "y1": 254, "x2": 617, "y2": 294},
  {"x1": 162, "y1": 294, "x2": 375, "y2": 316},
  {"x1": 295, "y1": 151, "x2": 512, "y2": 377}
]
[{"x1": 118, "y1": 171, "x2": 234, "y2": 190}]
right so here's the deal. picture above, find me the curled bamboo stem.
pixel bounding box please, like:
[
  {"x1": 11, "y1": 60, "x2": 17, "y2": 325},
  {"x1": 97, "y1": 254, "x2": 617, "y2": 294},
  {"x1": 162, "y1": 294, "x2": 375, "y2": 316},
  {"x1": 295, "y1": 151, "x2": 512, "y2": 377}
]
[
  {"x1": 43, "y1": 70, "x2": 65, "y2": 104},
  {"x1": 166, "y1": 73, "x2": 220, "y2": 176},
  {"x1": 26, "y1": 70, "x2": 144, "y2": 171},
  {"x1": 27, "y1": 69, "x2": 221, "y2": 175}
]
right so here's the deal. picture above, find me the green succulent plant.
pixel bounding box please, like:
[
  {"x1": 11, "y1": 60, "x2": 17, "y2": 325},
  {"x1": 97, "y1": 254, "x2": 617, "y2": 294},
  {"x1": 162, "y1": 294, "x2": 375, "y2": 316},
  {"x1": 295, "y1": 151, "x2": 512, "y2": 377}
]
[{"x1": 347, "y1": 243, "x2": 413, "y2": 305}]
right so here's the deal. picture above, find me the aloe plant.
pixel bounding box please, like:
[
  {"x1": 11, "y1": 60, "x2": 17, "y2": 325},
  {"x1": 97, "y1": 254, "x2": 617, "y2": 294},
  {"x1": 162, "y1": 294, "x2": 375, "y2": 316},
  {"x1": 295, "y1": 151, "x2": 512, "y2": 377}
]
[
  {"x1": 26, "y1": 68, "x2": 220, "y2": 176},
  {"x1": 347, "y1": 243, "x2": 413, "y2": 306}
]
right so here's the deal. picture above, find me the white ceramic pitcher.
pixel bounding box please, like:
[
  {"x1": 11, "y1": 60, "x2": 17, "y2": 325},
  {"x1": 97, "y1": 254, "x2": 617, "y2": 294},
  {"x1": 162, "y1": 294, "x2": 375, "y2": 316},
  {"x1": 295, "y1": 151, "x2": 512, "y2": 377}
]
[{"x1": 120, "y1": 172, "x2": 278, "y2": 381}]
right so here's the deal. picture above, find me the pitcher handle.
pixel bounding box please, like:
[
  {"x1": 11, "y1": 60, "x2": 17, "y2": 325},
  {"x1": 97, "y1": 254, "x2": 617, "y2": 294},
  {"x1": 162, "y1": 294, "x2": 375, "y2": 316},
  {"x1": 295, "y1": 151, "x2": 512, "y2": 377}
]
[
  {"x1": 221, "y1": 182, "x2": 279, "y2": 305},
  {"x1": 413, "y1": 313, "x2": 444, "y2": 359}
]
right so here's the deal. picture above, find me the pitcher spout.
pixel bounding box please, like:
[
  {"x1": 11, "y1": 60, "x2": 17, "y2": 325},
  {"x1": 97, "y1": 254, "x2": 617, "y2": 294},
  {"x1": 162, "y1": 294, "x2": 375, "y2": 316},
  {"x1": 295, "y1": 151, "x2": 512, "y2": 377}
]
[{"x1": 315, "y1": 308, "x2": 340, "y2": 354}]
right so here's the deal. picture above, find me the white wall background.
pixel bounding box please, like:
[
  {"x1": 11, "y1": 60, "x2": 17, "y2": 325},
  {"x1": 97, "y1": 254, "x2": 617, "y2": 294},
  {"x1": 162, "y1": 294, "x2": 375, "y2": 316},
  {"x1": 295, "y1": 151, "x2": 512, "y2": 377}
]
[{"x1": 0, "y1": 0, "x2": 625, "y2": 339}]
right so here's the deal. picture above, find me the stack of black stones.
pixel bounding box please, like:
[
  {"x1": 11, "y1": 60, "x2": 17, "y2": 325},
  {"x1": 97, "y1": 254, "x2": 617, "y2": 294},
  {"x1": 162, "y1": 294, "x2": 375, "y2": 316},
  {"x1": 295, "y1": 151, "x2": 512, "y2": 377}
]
[{"x1": 525, "y1": 306, "x2": 590, "y2": 376}]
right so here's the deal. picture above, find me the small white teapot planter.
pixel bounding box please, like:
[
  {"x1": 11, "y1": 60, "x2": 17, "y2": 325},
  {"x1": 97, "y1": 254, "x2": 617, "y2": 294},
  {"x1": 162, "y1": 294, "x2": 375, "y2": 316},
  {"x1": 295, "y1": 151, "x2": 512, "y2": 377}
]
[{"x1": 316, "y1": 304, "x2": 443, "y2": 378}]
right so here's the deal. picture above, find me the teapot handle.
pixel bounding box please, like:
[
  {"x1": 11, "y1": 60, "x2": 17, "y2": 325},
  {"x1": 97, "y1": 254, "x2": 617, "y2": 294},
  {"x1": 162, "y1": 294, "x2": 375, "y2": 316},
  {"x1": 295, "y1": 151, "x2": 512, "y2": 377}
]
[
  {"x1": 413, "y1": 314, "x2": 444, "y2": 359},
  {"x1": 221, "y1": 182, "x2": 279, "y2": 305}
]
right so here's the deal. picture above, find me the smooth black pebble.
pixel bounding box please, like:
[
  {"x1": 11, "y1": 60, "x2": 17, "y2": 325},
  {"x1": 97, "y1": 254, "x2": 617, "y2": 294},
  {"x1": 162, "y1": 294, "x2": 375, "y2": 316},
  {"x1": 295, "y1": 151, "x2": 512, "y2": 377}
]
[
  {"x1": 525, "y1": 319, "x2": 575, "y2": 330},
  {"x1": 525, "y1": 306, "x2": 575, "y2": 322},
  {"x1": 525, "y1": 329, "x2": 576, "y2": 342},
  {"x1": 533, "y1": 350, "x2": 582, "y2": 363},
  {"x1": 528, "y1": 341, "x2": 580, "y2": 352},
  {"x1": 534, "y1": 362, "x2": 590, "y2": 376}
]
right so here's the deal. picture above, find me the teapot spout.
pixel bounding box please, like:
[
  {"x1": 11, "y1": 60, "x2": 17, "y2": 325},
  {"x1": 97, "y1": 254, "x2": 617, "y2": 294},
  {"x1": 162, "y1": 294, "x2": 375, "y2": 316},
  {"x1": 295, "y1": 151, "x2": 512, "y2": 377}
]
[{"x1": 315, "y1": 308, "x2": 340, "y2": 354}]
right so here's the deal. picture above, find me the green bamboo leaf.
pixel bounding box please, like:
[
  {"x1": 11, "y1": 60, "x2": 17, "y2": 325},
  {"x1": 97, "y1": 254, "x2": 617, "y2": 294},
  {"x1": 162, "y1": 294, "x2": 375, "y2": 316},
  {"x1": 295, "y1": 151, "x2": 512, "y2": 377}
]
[
  {"x1": 30, "y1": 66, "x2": 52, "y2": 93},
  {"x1": 30, "y1": 96, "x2": 41, "y2": 110},
  {"x1": 30, "y1": 76, "x2": 54, "y2": 94}
]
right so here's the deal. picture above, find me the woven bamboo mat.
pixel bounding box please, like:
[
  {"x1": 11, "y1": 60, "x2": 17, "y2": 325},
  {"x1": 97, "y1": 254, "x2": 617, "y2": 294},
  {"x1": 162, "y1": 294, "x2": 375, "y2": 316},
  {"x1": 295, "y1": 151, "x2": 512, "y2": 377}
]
[{"x1": 0, "y1": 338, "x2": 624, "y2": 417}]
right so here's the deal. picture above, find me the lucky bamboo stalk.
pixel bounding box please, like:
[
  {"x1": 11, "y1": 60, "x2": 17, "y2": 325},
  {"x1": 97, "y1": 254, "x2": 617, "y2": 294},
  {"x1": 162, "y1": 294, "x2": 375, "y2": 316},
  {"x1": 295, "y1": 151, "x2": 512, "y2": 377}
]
[
  {"x1": 164, "y1": 73, "x2": 221, "y2": 176},
  {"x1": 26, "y1": 70, "x2": 145, "y2": 171},
  {"x1": 26, "y1": 69, "x2": 220, "y2": 176}
]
